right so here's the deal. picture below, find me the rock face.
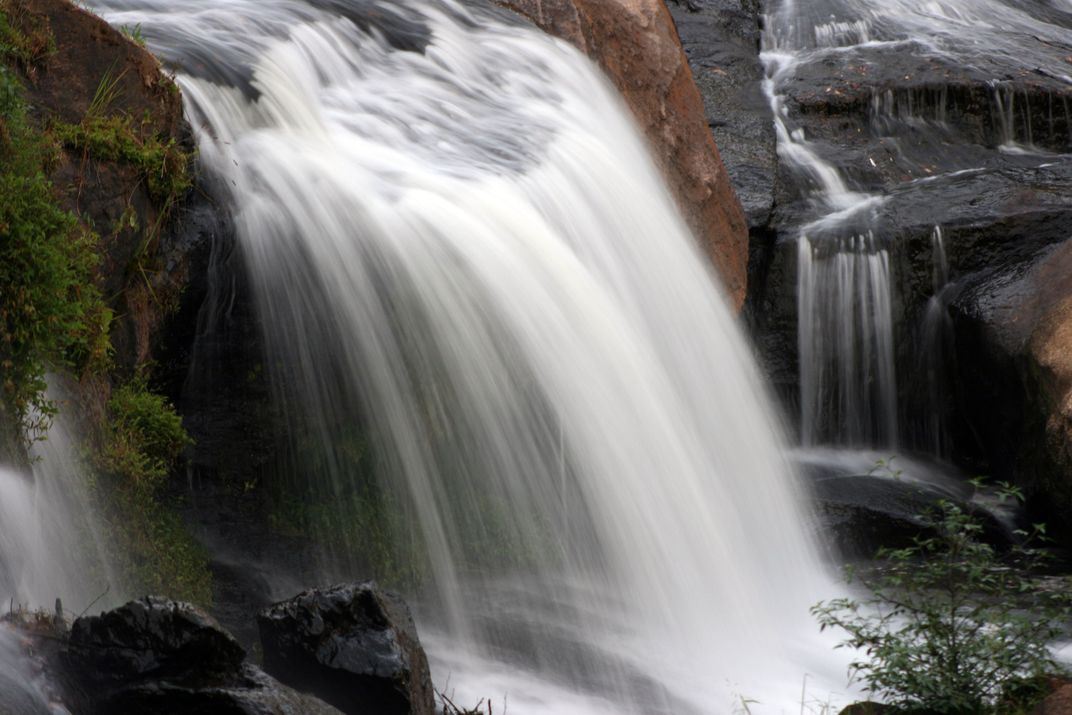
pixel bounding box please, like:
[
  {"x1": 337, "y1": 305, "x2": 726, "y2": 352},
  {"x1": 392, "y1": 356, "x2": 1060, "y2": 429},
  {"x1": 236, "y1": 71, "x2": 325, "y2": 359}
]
[
  {"x1": 497, "y1": 0, "x2": 750, "y2": 307},
  {"x1": 63, "y1": 597, "x2": 341, "y2": 715},
  {"x1": 949, "y1": 240, "x2": 1072, "y2": 540},
  {"x1": 666, "y1": 0, "x2": 776, "y2": 232},
  {"x1": 257, "y1": 583, "x2": 435, "y2": 715}
]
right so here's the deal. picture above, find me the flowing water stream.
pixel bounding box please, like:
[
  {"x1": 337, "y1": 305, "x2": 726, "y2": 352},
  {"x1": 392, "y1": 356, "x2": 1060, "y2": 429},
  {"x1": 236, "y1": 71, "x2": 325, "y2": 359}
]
[
  {"x1": 82, "y1": 0, "x2": 852, "y2": 710},
  {"x1": 762, "y1": 0, "x2": 1072, "y2": 451}
]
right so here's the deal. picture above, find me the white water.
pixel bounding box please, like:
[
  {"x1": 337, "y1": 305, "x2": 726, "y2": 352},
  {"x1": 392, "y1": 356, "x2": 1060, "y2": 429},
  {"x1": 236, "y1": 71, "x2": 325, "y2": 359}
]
[
  {"x1": 0, "y1": 401, "x2": 117, "y2": 613},
  {"x1": 88, "y1": 0, "x2": 852, "y2": 710}
]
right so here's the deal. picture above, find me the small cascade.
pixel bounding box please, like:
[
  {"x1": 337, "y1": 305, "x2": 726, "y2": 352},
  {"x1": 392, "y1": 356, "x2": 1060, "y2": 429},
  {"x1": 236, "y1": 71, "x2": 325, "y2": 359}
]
[
  {"x1": 763, "y1": 0, "x2": 1072, "y2": 450},
  {"x1": 763, "y1": 7, "x2": 897, "y2": 448},
  {"x1": 797, "y1": 232, "x2": 898, "y2": 447},
  {"x1": 914, "y1": 227, "x2": 955, "y2": 457},
  {"x1": 0, "y1": 402, "x2": 118, "y2": 611}
]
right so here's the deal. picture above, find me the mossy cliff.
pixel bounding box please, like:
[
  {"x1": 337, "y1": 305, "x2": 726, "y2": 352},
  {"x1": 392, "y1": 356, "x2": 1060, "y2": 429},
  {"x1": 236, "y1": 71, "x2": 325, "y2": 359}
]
[{"x1": 0, "y1": 0, "x2": 210, "y2": 603}]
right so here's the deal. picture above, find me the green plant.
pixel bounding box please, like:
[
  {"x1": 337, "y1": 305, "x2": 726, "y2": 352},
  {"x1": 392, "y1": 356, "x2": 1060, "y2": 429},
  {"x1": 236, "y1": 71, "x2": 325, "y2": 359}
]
[
  {"x1": 94, "y1": 376, "x2": 210, "y2": 605},
  {"x1": 118, "y1": 23, "x2": 145, "y2": 47},
  {"x1": 0, "y1": 66, "x2": 110, "y2": 450},
  {"x1": 0, "y1": 1, "x2": 55, "y2": 73},
  {"x1": 812, "y1": 482, "x2": 1072, "y2": 713},
  {"x1": 52, "y1": 114, "x2": 191, "y2": 203}
]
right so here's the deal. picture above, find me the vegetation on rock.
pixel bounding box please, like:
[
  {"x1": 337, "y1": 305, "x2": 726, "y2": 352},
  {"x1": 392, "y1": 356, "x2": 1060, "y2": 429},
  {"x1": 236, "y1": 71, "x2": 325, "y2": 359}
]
[
  {"x1": 0, "y1": 2, "x2": 209, "y2": 604},
  {"x1": 93, "y1": 375, "x2": 211, "y2": 605},
  {"x1": 0, "y1": 65, "x2": 110, "y2": 453}
]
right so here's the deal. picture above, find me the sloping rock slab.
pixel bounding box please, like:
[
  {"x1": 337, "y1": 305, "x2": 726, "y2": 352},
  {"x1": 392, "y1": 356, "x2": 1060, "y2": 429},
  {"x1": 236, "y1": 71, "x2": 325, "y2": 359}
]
[{"x1": 258, "y1": 582, "x2": 434, "y2": 715}]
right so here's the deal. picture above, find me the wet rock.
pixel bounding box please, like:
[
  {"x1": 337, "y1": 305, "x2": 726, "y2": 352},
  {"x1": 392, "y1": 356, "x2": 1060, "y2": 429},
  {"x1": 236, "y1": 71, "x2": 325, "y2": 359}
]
[
  {"x1": 667, "y1": 0, "x2": 777, "y2": 230},
  {"x1": 809, "y1": 473, "x2": 1010, "y2": 558},
  {"x1": 67, "y1": 596, "x2": 245, "y2": 689},
  {"x1": 89, "y1": 663, "x2": 342, "y2": 715},
  {"x1": 257, "y1": 582, "x2": 435, "y2": 715},
  {"x1": 949, "y1": 239, "x2": 1072, "y2": 543},
  {"x1": 838, "y1": 704, "x2": 891, "y2": 715},
  {"x1": 63, "y1": 596, "x2": 340, "y2": 715},
  {"x1": 497, "y1": 0, "x2": 750, "y2": 307}
]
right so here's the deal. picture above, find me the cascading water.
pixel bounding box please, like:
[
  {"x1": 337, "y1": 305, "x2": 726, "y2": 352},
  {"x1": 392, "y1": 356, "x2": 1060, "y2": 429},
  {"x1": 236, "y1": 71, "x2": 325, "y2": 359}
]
[
  {"x1": 87, "y1": 0, "x2": 851, "y2": 710},
  {"x1": 0, "y1": 398, "x2": 117, "y2": 612},
  {"x1": 762, "y1": 0, "x2": 1072, "y2": 449}
]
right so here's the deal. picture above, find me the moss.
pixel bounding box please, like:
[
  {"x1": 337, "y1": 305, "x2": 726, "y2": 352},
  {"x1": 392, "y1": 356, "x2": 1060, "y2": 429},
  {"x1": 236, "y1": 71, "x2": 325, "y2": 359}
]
[
  {"x1": 0, "y1": 0, "x2": 55, "y2": 74},
  {"x1": 52, "y1": 113, "x2": 192, "y2": 204},
  {"x1": 94, "y1": 376, "x2": 212, "y2": 605},
  {"x1": 0, "y1": 66, "x2": 110, "y2": 450}
]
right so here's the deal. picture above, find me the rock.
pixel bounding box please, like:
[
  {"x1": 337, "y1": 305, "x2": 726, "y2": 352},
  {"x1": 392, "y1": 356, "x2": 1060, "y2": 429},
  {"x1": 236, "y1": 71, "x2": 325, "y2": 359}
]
[
  {"x1": 257, "y1": 582, "x2": 435, "y2": 715},
  {"x1": 497, "y1": 0, "x2": 750, "y2": 307},
  {"x1": 949, "y1": 239, "x2": 1072, "y2": 542},
  {"x1": 67, "y1": 596, "x2": 245, "y2": 689},
  {"x1": 801, "y1": 455, "x2": 1012, "y2": 558},
  {"x1": 63, "y1": 596, "x2": 341, "y2": 715},
  {"x1": 666, "y1": 0, "x2": 777, "y2": 231},
  {"x1": 91, "y1": 663, "x2": 343, "y2": 715},
  {"x1": 838, "y1": 704, "x2": 891, "y2": 715},
  {"x1": 1034, "y1": 682, "x2": 1072, "y2": 715},
  {"x1": 15, "y1": 0, "x2": 195, "y2": 373}
]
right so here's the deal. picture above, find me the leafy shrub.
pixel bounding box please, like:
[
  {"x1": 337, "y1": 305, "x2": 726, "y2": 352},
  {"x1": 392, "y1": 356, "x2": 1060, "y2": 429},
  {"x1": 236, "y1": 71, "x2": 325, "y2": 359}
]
[
  {"x1": 813, "y1": 482, "x2": 1072, "y2": 713},
  {"x1": 96, "y1": 377, "x2": 210, "y2": 605}
]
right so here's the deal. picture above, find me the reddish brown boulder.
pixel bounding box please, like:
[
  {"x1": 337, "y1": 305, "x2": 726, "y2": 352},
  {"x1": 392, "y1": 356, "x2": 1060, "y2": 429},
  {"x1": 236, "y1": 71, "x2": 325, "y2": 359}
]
[
  {"x1": 1034, "y1": 681, "x2": 1072, "y2": 714},
  {"x1": 17, "y1": 0, "x2": 191, "y2": 371},
  {"x1": 497, "y1": 0, "x2": 750, "y2": 308}
]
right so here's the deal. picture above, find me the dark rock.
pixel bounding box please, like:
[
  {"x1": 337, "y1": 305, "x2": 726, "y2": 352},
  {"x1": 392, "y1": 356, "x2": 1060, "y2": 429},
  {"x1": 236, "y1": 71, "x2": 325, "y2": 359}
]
[
  {"x1": 948, "y1": 238, "x2": 1072, "y2": 544},
  {"x1": 94, "y1": 663, "x2": 342, "y2": 715},
  {"x1": 1034, "y1": 681, "x2": 1072, "y2": 715},
  {"x1": 63, "y1": 596, "x2": 341, "y2": 715},
  {"x1": 67, "y1": 596, "x2": 246, "y2": 689},
  {"x1": 798, "y1": 451, "x2": 1014, "y2": 557},
  {"x1": 497, "y1": 0, "x2": 750, "y2": 308},
  {"x1": 667, "y1": 0, "x2": 778, "y2": 230},
  {"x1": 258, "y1": 582, "x2": 435, "y2": 715},
  {"x1": 839, "y1": 704, "x2": 891, "y2": 715}
]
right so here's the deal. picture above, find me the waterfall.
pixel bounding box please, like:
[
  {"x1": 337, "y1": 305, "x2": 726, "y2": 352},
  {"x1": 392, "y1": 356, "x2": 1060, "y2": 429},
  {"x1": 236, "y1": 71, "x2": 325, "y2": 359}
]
[
  {"x1": 0, "y1": 395, "x2": 118, "y2": 613},
  {"x1": 763, "y1": 9, "x2": 896, "y2": 448},
  {"x1": 88, "y1": 0, "x2": 846, "y2": 710}
]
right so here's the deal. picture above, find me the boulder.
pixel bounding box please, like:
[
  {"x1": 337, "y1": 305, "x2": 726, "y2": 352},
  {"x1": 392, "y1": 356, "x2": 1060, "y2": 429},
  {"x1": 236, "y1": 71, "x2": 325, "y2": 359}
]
[
  {"x1": 63, "y1": 596, "x2": 341, "y2": 715},
  {"x1": 497, "y1": 0, "x2": 750, "y2": 307},
  {"x1": 67, "y1": 596, "x2": 245, "y2": 689},
  {"x1": 1035, "y1": 682, "x2": 1072, "y2": 715},
  {"x1": 15, "y1": 0, "x2": 195, "y2": 373},
  {"x1": 950, "y1": 239, "x2": 1072, "y2": 543},
  {"x1": 257, "y1": 582, "x2": 435, "y2": 715},
  {"x1": 838, "y1": 704, "x2": 891, "y2": 715}
]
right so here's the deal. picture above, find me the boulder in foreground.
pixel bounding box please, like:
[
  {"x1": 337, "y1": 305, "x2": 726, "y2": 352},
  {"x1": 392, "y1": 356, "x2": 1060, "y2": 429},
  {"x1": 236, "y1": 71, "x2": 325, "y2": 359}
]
[{"x1": 258, "y1": 582, "x2": 435, "y2": 715}]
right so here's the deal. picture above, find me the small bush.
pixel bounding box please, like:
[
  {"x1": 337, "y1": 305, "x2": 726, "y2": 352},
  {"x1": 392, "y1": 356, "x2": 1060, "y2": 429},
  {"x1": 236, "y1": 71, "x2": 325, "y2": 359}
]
[
  {"x1": 95, "y1": 377, "x2": 210, "y2": 605},
  {"x1": 813, "y1": 482, "x2": 1072, "y2": 713}
]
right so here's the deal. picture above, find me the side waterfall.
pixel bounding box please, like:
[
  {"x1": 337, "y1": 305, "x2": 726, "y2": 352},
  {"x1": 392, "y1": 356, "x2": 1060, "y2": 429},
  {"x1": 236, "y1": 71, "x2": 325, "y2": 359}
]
[
  {"x1": 762, "y1": 0, "x2": 1072, "y2": 449},
  {"x1": 90, "y1": 0, "x2": 845, "y2": 710},
  {"x1": 0, "y1": 402, "x2": 117, "y2": 611}
]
